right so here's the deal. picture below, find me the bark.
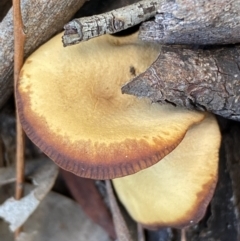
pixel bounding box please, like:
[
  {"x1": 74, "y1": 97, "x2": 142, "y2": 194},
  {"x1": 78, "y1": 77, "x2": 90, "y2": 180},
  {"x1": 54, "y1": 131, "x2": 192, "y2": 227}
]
[
  {"x1": 122, "y1": 46, "x2": 240, "y2": 121},
  {"x1": 139, "y1": 0, "x2": 240, "y2": 45},
  {"x1": 63, "y1": 0, "x2": 163, "y2": 46},
  {"x1": 0, "y1": 0, "x2": 86, "y2": 109}
]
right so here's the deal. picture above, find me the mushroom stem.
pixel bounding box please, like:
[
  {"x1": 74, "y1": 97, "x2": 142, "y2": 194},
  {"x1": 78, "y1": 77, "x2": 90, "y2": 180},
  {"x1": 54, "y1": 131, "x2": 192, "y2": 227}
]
[{"x1": 62, "y1": 0, "x2": 163, "y2": 46}]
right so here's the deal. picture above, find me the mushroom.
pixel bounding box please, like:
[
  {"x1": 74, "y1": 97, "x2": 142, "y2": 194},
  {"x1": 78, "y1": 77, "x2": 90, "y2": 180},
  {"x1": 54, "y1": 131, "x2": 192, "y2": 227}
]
[
  {"x1": 16, "y1": 32, "x2": 205, "y2": 179},
  {"x1": 113, "y1": 113, "x2": 221, "y2": 228}
]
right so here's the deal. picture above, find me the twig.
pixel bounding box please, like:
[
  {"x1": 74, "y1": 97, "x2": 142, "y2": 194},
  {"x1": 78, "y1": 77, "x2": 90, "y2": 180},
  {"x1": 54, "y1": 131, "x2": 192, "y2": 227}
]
[
  {"x1": 12, "y1": 0, "x2": 25, "y2": 237},
  {"x1": 63, "y1": 0, "x2": 163, "y2": 46},
  {"x1": 106, "y1": 180, "x2": 133, "y2": 241},
  {"x1": 181, "y1": 228, "x2": 187, "y2": 241},
  {"x1": 137, "y1": 223, "x2": 145, "y2": 241},
  {"x1": 122, "y1": 46, "x2": 240, "y2": 121}
]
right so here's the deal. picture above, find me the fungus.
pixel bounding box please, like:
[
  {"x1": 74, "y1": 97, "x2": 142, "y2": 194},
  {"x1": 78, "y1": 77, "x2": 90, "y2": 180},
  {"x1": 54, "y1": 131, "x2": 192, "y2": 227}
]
[
  {"x1": 113, "y1": 114, "x2": 221, "y2": 228},
  {"x1": 16, "y1": 32, "x2": 204, "y2": 179}
]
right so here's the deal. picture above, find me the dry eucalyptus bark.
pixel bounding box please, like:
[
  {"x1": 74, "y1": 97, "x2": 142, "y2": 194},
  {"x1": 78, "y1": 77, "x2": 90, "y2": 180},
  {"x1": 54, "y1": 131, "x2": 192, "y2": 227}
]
[
  {"x1": 122, "y1": 46, "x2": 240, "y2": 121},
  {"x1": 0, "y1": 0, "x2": 86, "y2": 109},
  {"x1": 139, "y1": 0, "x2": 240, "y2": 45},
  {"x1": 63, "y1": 0, "x2": 163, "y2": 46}
]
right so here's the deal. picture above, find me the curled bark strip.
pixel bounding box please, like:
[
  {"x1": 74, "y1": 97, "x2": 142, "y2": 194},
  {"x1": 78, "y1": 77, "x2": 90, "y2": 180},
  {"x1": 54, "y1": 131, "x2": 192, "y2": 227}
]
[
  {"x1": 122, "y1": 46, "x2": 240, "y2": 121},
  {"x1": 63, "y1": 0, "x2": 162, "y2": 46},
  {"x1": 139, "y1": 0, "x2": 240, "y2": 45},
  {"x1": 0, "y1": 0, "x2": 86, "y2": 109}
]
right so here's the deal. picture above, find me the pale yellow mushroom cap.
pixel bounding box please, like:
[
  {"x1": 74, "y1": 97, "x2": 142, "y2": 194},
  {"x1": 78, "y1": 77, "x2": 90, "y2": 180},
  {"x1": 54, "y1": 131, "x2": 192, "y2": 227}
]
[
  {"x1": 16, "y1": 32, "x2": 204, "y2": 179},
  {"x1": 113, "y1": 114, "x2": 220, "y2": 228}
]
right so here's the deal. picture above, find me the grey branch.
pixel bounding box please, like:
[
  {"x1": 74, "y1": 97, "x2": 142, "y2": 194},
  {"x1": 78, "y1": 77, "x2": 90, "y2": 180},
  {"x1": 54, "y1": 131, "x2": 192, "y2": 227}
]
[
  {"x1": 62, "y1": 0, "x2": 163, "y2": 46},
  {"x1": 122, "y1": 46, "x2": 240, "y2": 121},
  {"x1": 0, "y1": 0, "x2": 86, "y2": 109},
  {"x1": 139, "y1": 0, "x2": 240, "y2": 45}
]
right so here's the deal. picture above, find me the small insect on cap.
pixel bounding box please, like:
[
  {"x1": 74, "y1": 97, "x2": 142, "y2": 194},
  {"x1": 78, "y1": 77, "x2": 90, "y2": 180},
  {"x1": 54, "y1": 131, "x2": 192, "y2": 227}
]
[
  {"x1": 16, "y1": 32, "x2": 205, "y2": 179},
  {"x1": 113, "y1": 114, "x2": 221, "y2": 228}
]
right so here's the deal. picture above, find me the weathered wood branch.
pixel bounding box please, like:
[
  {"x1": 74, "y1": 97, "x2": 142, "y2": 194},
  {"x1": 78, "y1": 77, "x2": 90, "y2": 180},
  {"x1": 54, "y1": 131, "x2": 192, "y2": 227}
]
[
  {"x1": 139, "y1": 0, "x2": 240, "y2": 45},
  {"x1": 0, "y1": 0, "x2": 86, "y2": 109},
  {"x1": 122, "y1": 46, "x2": 240, "y2": 121},
  {"x1": 62, "y1": 0, "x2": 163, "y2": 46}
]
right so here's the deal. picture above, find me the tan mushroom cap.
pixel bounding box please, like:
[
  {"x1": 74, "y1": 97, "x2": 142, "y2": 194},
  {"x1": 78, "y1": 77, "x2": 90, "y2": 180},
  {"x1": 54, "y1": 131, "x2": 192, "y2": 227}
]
[
  {"x1": 113, "y1": 114, "x2": 220, "y2": 228},
  {"x1": 16, "y1": 32, "x2": 204, "y2": 179}
]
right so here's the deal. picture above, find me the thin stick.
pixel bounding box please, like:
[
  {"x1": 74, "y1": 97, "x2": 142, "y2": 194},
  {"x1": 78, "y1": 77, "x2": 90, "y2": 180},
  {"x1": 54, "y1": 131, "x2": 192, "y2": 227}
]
[
  {"x1": 106, "y1": 180, "x2": 133, "y2": 241},
  {"x1": 63, "y1": 0, "x2": 163, "y2": 46},
  {"x1": 12, "y1": 0, "x2": 26, "y2": 237},
  {"x1": 181, "y1": 228, "x2": 187, "y2": 241},
  {"x1": 137, "y1": 223, "x2": 145, "y2": 241}
]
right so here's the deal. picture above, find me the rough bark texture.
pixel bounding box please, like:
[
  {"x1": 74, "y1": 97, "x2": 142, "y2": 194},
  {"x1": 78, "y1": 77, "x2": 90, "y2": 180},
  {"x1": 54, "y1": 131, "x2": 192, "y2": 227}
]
[
  {"x1": 0, "y1": 0, "x2": 86, "y2": 109},
  {"x1": 139, "y1": 0, "x2": 240, "y2": 45},
  {"x1": 122, "y1": 46, "x2": 240, "y2": 121},
  {"x1": 63, "y1": 0, "x2": 163, "y2": 46}
]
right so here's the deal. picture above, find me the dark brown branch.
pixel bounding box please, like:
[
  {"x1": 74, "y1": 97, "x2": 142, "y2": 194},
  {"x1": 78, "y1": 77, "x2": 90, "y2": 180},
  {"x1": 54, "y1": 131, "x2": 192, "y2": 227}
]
[
  {"x1": 62, "y1": 0, "x2": 162, "y2": 46},
  {"x1": 0, "y1": 0, "x2": 87, "y2": 109},
  {"x1": 122, "y1": 46, "x2": 240, "y2": 121},
  {"x1": 139, "y1": 0, "x2": 240, "y2": 45}
]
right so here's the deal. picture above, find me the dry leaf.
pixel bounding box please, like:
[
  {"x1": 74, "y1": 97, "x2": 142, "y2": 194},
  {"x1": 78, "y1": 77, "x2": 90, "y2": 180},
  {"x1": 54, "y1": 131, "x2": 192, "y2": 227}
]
[{"x1": 0, "y1": 159, "x2": 58, "y2": 231}]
